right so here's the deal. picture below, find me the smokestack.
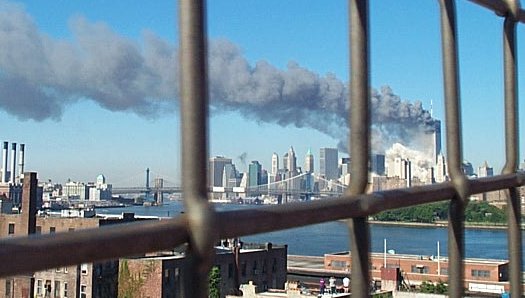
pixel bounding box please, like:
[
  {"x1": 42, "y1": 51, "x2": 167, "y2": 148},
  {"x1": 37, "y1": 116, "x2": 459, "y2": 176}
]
[
  {"x1": 10, "y1": 143, "x2": 16, "y2": 184},
  {"x1": 1, "y1": 142, "x2": 7, "y2": 183},
  {"x1": 18, "y1": 144, "x2": 25, "y2": 180}
]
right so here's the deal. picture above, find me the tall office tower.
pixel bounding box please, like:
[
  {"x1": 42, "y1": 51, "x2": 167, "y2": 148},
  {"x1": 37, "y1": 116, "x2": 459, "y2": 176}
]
[
  {"x1": 462, "y1": 161, "x2": 474, "y2": 176},
  {"x1": 248, "y1": 161, "x2": 262, "y2": 187},
  {"x1": 287, "y1": 146, "x2": 297, "y2": 173},
  {"x1": 340, "y1": 157, "x2": 351, "y2": 176},
  {"x1": 271, "y1": 153, "x2": 279, "y2": 175},
  {"x1": 282, "y1": 153, "x2": 289, "y2": 171},
  {"x1": 320, "y1": 148, "x2": 338, "y2": 180},
  {"x1": 222, "y1": 163, "x2": 239, "y2": 188},
  {"x1": 434, "y1": 153, "x2": 448, "y2": 183},
  {"x1": 431, "y1": 120, "x2": 442, "y2": 164},
  {"x1": 304, "y1": 149, "x2": 314, "y2": 173},
  {"x1": 208, "y1": 156, "x2": 232, "y2": 187},
  {"x1": 478, "y1": 161, "x2": 494, "y2": 177},
  {"x1": 405, "y1": 159, "x2": 412, "y2": 187},
  {"x1": 370, "y1": 154, "x2": 386, "y2": 175}
]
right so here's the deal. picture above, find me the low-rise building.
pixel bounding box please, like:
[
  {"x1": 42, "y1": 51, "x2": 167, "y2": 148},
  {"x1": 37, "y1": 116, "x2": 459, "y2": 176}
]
[{"x1": 118, "y1": 241, "x2": 288, "y2": 298}]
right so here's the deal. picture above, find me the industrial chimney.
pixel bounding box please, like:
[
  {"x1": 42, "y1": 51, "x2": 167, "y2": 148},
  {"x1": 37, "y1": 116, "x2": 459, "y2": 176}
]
[
  {"x1": 1, "y1": 142, "x2": 7, "y2": 183},
  {"x1": 18, "y1": 144, "x2": 25, "y2": 180},
  {"x1": 10, "y1": 143, "x2": 16, "y2": 184}
]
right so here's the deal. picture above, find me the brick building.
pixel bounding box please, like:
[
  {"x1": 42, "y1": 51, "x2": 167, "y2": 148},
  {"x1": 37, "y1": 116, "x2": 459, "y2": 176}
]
[
  {"x1": 0, "y1": 172, "x2": 152, "y2": 298},
  {"x1": 118, "y1": 242, "x2": 288, "y2": 298},
  {"x1": 324, "y1": 251, "x2": 510, "y2": 294}
]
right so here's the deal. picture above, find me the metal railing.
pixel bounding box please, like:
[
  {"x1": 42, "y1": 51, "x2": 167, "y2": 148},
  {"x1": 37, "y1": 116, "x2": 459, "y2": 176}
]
[{"x1": 0, "y1": 0, "x2": 524, "y2": 297}]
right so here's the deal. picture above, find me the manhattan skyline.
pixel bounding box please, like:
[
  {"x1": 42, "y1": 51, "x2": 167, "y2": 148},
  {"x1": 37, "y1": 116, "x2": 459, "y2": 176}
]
[{"x1": 0, "y1": 0, "x2": 523, "y2": 183}]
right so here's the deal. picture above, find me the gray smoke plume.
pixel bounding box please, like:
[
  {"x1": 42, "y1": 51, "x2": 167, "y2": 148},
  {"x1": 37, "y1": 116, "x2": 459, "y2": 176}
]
[{"x1": 0, "y1": 1, "x2": 435, "y2": 152}]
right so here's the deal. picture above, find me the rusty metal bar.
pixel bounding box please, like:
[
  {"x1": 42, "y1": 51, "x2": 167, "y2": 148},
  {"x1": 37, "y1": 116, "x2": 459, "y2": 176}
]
[
  {"x1": 439, "y1": 0, "x2": 469, "y2": 297},
  {"x1": 468, "y1": 0, "x2": 525, "y2": 23},
  {"x1": 348, "y1": 0, "x2": 371, "y2": 296},
  {"x1": 0, "y1": 173, "x2": 523, "y2": 278},
  {"x1": 179, "y1": 0, "x2": 217, "y2": 297},
  {"x1": 502, "y1": 7, "x2": 522, "y2": 296}
]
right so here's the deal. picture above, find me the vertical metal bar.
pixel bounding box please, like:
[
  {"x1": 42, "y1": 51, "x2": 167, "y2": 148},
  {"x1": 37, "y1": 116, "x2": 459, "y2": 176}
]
[
  {"x1": 179, "y1": 0, "x2": 217, "y2": 297},
  {"x1": 348, "y1": 0, "x2": 370, "y2": 297},
  {"x1": 501, "y1": 3, "x2": 521, "y2": 295},
  {"x1": 438, "y1": 1, "x2": 469, "y2": 297}
]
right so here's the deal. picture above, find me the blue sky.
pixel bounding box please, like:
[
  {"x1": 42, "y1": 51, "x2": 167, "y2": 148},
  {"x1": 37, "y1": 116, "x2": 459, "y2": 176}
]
[{"x1": 0, "y1": 0, "x2": 523, "y2": 185}]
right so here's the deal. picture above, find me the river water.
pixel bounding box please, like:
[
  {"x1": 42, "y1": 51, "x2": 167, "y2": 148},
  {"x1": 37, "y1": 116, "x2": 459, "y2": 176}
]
[{"x1": 96, "y1": 200, "x2": 521, "y2": 263}]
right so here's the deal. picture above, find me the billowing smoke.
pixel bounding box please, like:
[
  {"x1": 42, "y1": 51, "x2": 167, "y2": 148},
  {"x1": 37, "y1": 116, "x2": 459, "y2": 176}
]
[
  {"x1": 0, "y1": 1, "x2": 436, "y2": 153},
  {"x1": 385, "y1": 143, "x2": 433, "y2": 181}
]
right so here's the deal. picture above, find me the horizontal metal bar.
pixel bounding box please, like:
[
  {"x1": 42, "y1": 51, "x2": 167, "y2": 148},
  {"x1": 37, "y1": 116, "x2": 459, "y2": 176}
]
[
  {"x1": 468, "y1": 0, "x2": 525, "y2": 23},
  {"x1": 0, "y1": 216, "x2": 190, "y2": 277},
  {"x1": 0, "y1": 172, "x2": 522, "y2": 278}
]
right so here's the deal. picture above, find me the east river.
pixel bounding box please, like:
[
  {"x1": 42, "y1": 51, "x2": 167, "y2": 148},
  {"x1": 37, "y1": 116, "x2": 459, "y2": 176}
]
[{"x1": 96, "y1": 200, "x2": 523, "y2": 264}]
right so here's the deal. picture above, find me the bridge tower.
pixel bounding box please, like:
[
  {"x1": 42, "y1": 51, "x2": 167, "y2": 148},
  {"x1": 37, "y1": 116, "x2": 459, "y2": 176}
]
[{"x1": 154, "y1": 177, "x2": 164, "y2": 205}]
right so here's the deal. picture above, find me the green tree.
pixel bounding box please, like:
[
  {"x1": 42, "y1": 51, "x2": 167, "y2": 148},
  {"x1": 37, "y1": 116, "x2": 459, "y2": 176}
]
[{"x1": 209, "y1": 266, "x2": 221, "y2": 298}]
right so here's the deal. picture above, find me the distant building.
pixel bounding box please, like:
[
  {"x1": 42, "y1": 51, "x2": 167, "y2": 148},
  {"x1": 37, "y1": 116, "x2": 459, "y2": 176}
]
[
  {"x1": 271, "y1": 153, "x2": 279, "y2": 176},
  {"x1": 248, "y1": 161, "x2": 262, "y2": 187},
  {"x1": 434, "y1": 153, "x2": 448, "y2": 183},
  {"x1": 63, "y1": 181, "x2": 92, "y2": 201},
  {"x1": 463, "y1": 161, "x2": 475, "y2": 177},
  {"x1": 89, "y1": 174, "x2": 112, "y2": 201},
  {"x1": 319, "y1": 148, "x2": 338, "y2": 180},
  {"x1": 209, "y1": 156, "x2": 233, "y2": 187},
  {"x1": 478, "y1": 161, "x2": 494, "y2": 178},
  {"x1": 370, "y1": 154, "x2": 386, "y2": 176},
  {"x1": 282, "y1": 153, "x2": 289, "y2": 172},
  {"x1": 304, "y1": 149, "x2": 314, "y2": 174},
  {"x1": 287, "y1": 147, "x2": 297, "y2": 174}
]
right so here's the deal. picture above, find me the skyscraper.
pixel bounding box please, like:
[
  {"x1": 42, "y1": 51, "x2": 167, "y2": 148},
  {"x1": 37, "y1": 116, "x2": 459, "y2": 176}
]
[
  {"x1": 304, "y1": 149, "x2": 314, "y2": 173},
  {"x1": 208, "y1": 156, "x2": 232, "y2": 187},
  {"x1": 271, "y1": 153, "x2": 279, "y2": 175},
  {"x1": 248, "y1": 161, "x2": 262, "y2": 187},
  {"x1": 431, "y1": 120, "x2": 442, "y2": 164},
  {"x1": 282, "y1": 153, "x2": 289, "y2": 171},
  {"x1": 370, "y1": 154, "x2": 385, "y2": 175},
  {"x1": 287, "y1": 146, "x2": 297, "y2": 173},
  {"x1": 478, "y1": 161, "x2": 494, "y2": 177},
  {"x1": 320, "y1": 148, "x2": 338, "y2": 180}
]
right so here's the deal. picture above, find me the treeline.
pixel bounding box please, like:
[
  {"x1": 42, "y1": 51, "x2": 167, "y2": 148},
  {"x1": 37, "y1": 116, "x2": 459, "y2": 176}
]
[{"x1": 373, "y1": 201, "x2": 507, "y2": 224}]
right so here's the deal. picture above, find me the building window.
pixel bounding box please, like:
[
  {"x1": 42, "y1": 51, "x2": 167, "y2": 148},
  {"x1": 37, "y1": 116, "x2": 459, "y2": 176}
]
[
  {"x1": 440, "y1": 268, "x2": 448, "y2": 275},
  {"x1": 56, "y1": 267, "x2": 61, "y2": 272},
  {"x1": 54, "y1": 281, "x2": 61, "y2": 298},
  {"x1": 228, "y1": 263, "x2": 233, "y2": 278},
  {"x1": 68, "y1": 228, "x2": 75, "y2": 232},
  {"x1": 5, "y1": 279, "x2": 12, "y2": 297},
  {"x1": 7, "y1": 223, "x2": 14, "y2": 235},
  {"x1": 80, "y1": 285, "x2": 87, "y2": 298},
  {"x1": 64, "y1": 267, "x2": 68, "y2": 273},
  {"x1": 411, "y1": 265, "x2": 429, "y2": 274},
  {"x1": 471, "y1": 269, "x2": 490, "y2": 278},
  {"x1": 330, "y1": 260, "x2": 347, "y2": 268},
  {"x1": 36, "y1": 279, "x2": 43, "y2": 295},
  {"x1": 63, "y1": 282, "x2": 68, "y2": 298},
  {"x1": 44, "y1": 280, "x2": 52, "y2": 296},
  {"x1": 241, "y1": 262, "x2": 246, "y2": 277},
  {"x1": 49, "y1": 227, "x2": 56, "y2": 233},
  {"x1": 81, "y1": 263, "x2": 88, "y2": 275},
  {"x1": 36, "y1": 226, "x2": 42, "y2": 234}
]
